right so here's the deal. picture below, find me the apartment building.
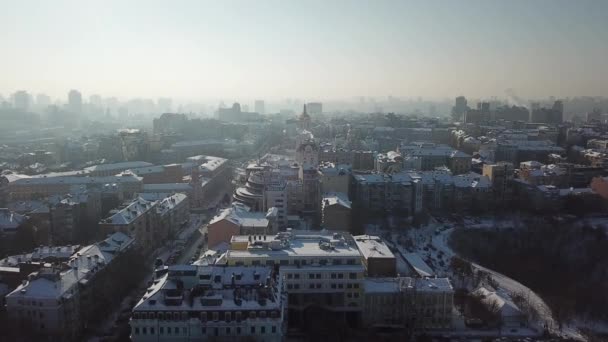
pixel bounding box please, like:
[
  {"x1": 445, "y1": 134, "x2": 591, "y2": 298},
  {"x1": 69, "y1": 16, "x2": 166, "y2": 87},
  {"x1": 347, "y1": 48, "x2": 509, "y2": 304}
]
[{"x1": 130, "y1": 264, "x2": 284, "y2": 342}]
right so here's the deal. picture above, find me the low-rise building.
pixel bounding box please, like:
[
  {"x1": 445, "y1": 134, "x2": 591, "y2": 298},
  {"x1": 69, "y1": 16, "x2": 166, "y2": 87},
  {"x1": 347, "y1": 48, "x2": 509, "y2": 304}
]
[
  {"x1": 363, "y1": 277, "x2": 454, "y2": 330},
  {"x1": 353, "y1": 235, "x2": 396, "y2": 277},
  {"x1": 207, "y1": 205, "x2": 276, "y2": 249}
]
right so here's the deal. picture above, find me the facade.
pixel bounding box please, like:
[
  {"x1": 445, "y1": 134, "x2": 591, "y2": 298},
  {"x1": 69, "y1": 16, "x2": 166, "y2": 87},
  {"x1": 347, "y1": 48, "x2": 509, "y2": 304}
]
[
  {"x1": 399, "y1": 143, "x2": 471, "y2": 174},
  {"x1": 319, "y1": 162, "x2": 351, "y2": 195},
  {"x1": 5, "y1": 232, "x2": 134, "y2": 340},
  {"x1": 321, "y1": 193, "x2": 352, "y2": 231},
  {"x1": 99, "y1": 197, "x2": 160, "y2": 253},
  {"x1": 49, "y1": 190, "x2": 102, "y2": 244},
  {"x1": 353, "y1": 235, "x2": 396, "y2": 277},
  {"x1": 130, "y1": 265, "x2": 284, "y2": 342},
  {"x1": 226, "y1": 231, "x2": 366, "y2": 330},
  {"x1": 363, "y1": 277, "x2": 453, "y2": 330},
  {"x1": 483, "y1": 162, "x2": 514, "y2": 204},
  {"x1": 207, "y1": 205, "x2": 275, "y2": 249}
]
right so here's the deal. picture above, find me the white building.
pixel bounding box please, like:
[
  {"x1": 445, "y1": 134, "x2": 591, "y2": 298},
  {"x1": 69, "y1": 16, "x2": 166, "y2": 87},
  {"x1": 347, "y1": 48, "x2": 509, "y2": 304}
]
[{"x1": 130, "y1": 264, "x2": 284, "y2": 342}]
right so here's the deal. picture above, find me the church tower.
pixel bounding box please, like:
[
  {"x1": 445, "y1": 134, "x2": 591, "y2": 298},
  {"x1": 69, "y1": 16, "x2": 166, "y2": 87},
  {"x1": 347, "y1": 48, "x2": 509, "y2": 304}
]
[{"x1": 298, "y1": 104, "x2": 311, "y2": 131}]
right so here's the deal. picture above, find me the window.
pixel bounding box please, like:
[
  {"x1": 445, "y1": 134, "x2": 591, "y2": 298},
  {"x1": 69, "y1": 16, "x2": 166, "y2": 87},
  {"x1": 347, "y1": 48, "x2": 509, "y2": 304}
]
[
  {"x1": 308, "y1": 274, "x2": 314, "y2": 279},
  {"x1": 150, "y1": 328, "x2": 155, "y2": 334},
  {"x1": 316, "y1": 283, "x2": 321, "y2": 289},
  {"x1": 338, "y1": 283, "x2": 344, "y2": 289},
  {"x1": 225, "y1": 312, "x2": 231, "y2": 322},
  {"x1": 160, "y1": 327, "x2": 164, "y2": 335},
  {"x1": 261, "y1": 326, "x2": 266, "y2": 334},
  {"x1": 142, "y1": 327, "x2": 147, "y2": 335},
  {"x1": 201, "y1": 312, "x2": 207, "y2": 322},
  {"x1": 354, "y1": 283, "x2": 359, "y2": 289},
  {"x1": 214, "y1": 327, "x2": 219, "y2": 336},
  {"x1": 251, "y1": 326, "x2": 256, "y2": 334},
  {"x1": 174, "y1": 327, "x2": 179, "y2": 334},
  {"x1": 319, "y1": 259, "x2": 328, "y2": 265},
  {"x1": 287, "y1": 274, "x2": 293, "y2": 279},
  {"x1": 309, "y1": 284, "x2": 315, "y2": 289},
  {"x1": 134, "y1": 327, "x2": 140, "y2": 335},
  {"x1": 272, "y1": 326, "x2": 277, "y2": 333},
  {"x1": 347, "y1": 259, "x2": 356, "y2": 265},
  {"x1": 265, "y1": 260, "x2": 274, "y2": 266},
  {"x1": 331, "y1": 284, "x2": 337, "y2": 289},
  {"x1": 236, "y1": 312, "x2": 242, "y2": 321},
  {"x1": 252, "y1": 260, "x2": 261, "y2": 266},
  {"x1": 349, "y1": 273, "x2": 357, "y2": 279},
  {"x1": 249, "y1": 311, "x2": 256, "y2": 319},
  {"x1": 331, "y1": 273, "x2": 336, "y2": 279},
  {"x1": 167, "y1": 327, "x2": 171, "y2": 335},
  {"x1": 183, "y1": 327, "x2": 187, "y2": 335},
  {"x1": 347, "y1": 284, "x2": 352, "y2": 289},
  {"x1": 287, "y1": 284, "x2": 293, "y2": 290},
  {"x1": 294, "y1": 273, "x2": 300, "y2": 279},
  {"x1": 315, "y1": 274, "x2": 321, "y2": 279},
  {"x1": 213, "y1": 312, "x2": 219, "y2": 321},
  {"x1": 260, "y1": 311, "x2": 267, "y2": 318},
  {"x1": 226, "y1": 327, "x2": 231, "y2": 334},
  {"x1": 280, "y1": 260, "x2": 288, "y2": 266},
  {"x1": 294, "y1": 284, "x2": 300, "y2": 289},
  {"x1": 201, "y1": 327, "x2": 206, "y2": 334},
  {"x1": 237, "y1": 327, "x2": 241, "y2": 335},
  {"x1": 338, "y1": 273, "x2": 344, "y2": 279}
]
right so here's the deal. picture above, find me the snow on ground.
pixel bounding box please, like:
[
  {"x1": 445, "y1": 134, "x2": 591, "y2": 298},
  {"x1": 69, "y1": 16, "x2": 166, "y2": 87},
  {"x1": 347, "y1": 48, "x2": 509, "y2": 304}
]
[{"x1": 366, "y1": 216, "x2": 588, "y2": 341}]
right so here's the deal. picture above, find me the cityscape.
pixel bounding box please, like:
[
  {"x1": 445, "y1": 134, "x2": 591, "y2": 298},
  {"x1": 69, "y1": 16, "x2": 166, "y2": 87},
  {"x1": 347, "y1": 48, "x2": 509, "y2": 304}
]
[{"x1": 1, "y1": 1, "x2": 608, "y2": 342}]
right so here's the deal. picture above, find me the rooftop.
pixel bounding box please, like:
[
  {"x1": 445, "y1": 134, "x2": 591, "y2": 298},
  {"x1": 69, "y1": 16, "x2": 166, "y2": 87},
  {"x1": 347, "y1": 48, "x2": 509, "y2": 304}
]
[
  {"x1": 227, "y1": 231, "x2": 361, "y2": 259},
  {"x1": 353, "y1": 235, "x2": 395, "y2": 260},
  {"x1": 133, "y1": 265, "x2": 281, "y2": 312},
  {"x1": 84, "y1": 161, "x2": 153, "y2": 172}
]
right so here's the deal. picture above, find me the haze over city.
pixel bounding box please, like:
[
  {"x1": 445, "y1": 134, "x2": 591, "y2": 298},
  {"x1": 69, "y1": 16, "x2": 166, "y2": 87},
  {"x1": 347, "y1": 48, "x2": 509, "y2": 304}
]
[
  {"x1": 2, "y1": 1, "x2": 608, "y2": 342},
  {"x1": 1, "y1": 0, "x2": 608, "y2": 101}
]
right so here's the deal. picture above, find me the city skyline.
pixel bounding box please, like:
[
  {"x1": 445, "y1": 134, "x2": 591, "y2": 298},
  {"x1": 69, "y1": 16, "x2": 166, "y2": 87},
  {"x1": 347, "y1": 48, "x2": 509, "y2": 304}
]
[{"x1": 1, "y1": 0, "x2": 607, "y2": 100}]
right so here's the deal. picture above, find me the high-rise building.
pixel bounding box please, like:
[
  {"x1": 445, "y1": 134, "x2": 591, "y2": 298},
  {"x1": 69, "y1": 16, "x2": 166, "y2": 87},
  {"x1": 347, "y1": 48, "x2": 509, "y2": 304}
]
[
  {"x1": 254, "y1": 99, "x2": 265, "y2": 114},
  {"x1": 157, "y1": 97, "x2": 172, "y2": 113},
  {"x1": 68, "y1": 89, "x2": 83, "y2": 114},
  {"x1": 35, "y1": 93, "x2": 51, "y2": 108},
  {"x1": 306, "y1": 102, "x2": 322, "y2": 115},
  {"x1": 451, "y1": 96, "x2": 468, "y2": 121},
  {"x1": 13, "y1": 90, "x2": 30, "y2": 111}
]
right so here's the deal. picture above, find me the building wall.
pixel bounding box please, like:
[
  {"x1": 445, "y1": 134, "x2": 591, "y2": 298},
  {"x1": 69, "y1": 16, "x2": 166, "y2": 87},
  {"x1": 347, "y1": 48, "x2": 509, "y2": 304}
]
[
  {"x1": 207, "y1": 220, "x2": 240, "y2": 249},
  {"x1": 321, "y1": 204, "x2": 351, "y2": 231}
]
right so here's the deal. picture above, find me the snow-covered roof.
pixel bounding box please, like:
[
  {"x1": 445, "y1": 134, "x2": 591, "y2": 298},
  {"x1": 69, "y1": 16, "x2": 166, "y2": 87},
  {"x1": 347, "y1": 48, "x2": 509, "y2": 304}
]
[
  {"x1": 6, "y1": 232, "x2": 133, "y2": 301},
  {"x1": 0, "y1": 208, "x2": 27, "y2": 231},
  {"x1": 322, "y1": 192, "x2": 351, "y2": 209},
  {"x1": 133, "y1": 265, "x2": 281, "y2": 312},
  {"x1": 84, "y1": 161, "x2": 153, "y2": 172},
  {"x1": 142, "y1": 183, "x2": 192, "y2": 192},
  {"x1": 364, "y1": 277, "x2": 453, "y2": 294},
  {"x1": 101, "y1": 197, "x2": 155, "y2": 225},
  {"x1": 353, "y1": 235, "x2": 394, "y2": 259},
  {"x1": 209, "y1": 205, "x2": 269, "y2": 228},
  {"x1": 402, "y1": 253, "x2": 435, "y2": 277},
  {"x1": 472, "y1": 286, "x2": 523, "y2": 318}
]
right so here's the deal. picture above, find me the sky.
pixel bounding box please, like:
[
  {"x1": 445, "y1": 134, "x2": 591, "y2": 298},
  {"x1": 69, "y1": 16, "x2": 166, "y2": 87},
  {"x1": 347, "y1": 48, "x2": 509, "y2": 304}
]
[{"x1": 1, "y1": 0, "x2": 607, "y2": 101}]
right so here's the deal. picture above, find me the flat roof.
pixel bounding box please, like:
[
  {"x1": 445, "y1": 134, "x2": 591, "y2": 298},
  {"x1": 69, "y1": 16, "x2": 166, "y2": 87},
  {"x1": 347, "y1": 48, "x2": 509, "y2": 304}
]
[{"x1": 353, "y1": 235, "x2": 395, "y2": 259}]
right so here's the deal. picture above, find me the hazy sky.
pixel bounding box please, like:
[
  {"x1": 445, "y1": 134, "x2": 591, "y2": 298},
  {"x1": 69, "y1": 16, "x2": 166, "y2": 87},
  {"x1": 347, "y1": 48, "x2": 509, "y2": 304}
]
[{"x1": 1, "y1": 0, "x2": 607, "y2": 101}]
